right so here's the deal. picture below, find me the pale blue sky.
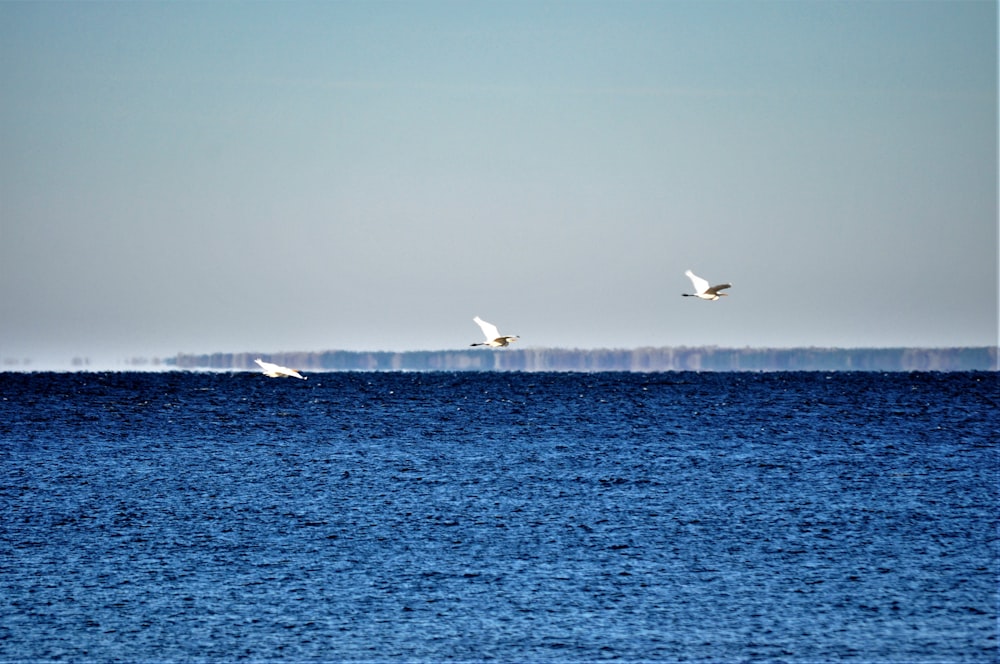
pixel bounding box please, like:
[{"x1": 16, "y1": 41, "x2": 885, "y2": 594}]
[{"x1": 1, "y1": 1, "x2": 996, "y2": 367}]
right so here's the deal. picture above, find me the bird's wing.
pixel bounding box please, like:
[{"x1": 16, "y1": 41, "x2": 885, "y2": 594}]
[
  {"x1": 474, "y1": 316, "x2": 501, "y2": 341},
  {"x1": 706, "y1": 283, "x2": 732, "y2": 295},
  {"x1": 685, "y1": 270, "x2": 710, "y2": 294},
  {"x1": 255, "y1": 359, "x2": 278, "y2": 372}
]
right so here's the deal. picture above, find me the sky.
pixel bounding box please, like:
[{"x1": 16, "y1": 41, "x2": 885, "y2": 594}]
[{"x1": 1, "y1": 1, "x2": 997, "y2": 368}]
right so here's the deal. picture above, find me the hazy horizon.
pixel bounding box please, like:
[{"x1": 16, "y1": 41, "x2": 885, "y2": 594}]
[
  {"x1": 4, "y1": 343, "x2": 997, "y2": 374},
  {"x1": 3, "y1": 2, "x2": 997, "y2": 368}
]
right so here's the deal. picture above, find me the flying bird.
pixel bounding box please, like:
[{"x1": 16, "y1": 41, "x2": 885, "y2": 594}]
[
  {"x1": 470, "y1": 316, "x2": 520, "y2": 348},
  {"x1": 683, "y1": 270, "x2": 732, "y2": 301},
  {"x1": 254, "y1": 358, "x2": 306, "y2": 379}
]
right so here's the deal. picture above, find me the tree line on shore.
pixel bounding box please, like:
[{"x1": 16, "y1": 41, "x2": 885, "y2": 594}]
[{"x1": 168, "y1": 346, "x2": 997, "y2": 372}]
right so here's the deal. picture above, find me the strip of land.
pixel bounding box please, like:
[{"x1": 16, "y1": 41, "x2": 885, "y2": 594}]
[{"x1": 168, "y1": 347, "x2": 997, "y2": 372}]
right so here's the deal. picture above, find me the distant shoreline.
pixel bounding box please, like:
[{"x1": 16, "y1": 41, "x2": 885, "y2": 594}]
[
  {"x1": 4, "y1": 346, "x2": 996, "y2": 373},
  {"x1": 168, "y1": 346, "x2": 994, "y2": 372}
]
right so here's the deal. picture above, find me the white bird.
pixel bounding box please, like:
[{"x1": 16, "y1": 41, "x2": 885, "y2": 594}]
[
  {"x1": 683, "y1": 269, "x2": 732, "y2": 301},
  {"x1": 470, "y1": 316, "x2": 520, "y2": 348},
  {"x1": 254, "y1": 358, "x2": 306, "y2": 380}
]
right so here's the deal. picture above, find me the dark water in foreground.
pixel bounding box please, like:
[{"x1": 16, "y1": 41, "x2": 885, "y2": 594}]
[{"x1": 0, "y1": 371, "x2": 996, "y2": 662}]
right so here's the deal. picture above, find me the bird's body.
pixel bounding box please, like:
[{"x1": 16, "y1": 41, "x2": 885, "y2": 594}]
[
  {"x1": 254, "y1": 358, "x2": 306, "y2": 379},
  {"x1": 471, "y1": 316, "x2": 519, "y2": 348},
  {"x1": 682, "y1": 270, "x2": 732, "y2": 301}
]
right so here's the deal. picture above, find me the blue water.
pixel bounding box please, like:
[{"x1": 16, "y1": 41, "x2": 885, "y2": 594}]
[{"x1": 0, "y1": 371, "x2": 996, "y2": 662}]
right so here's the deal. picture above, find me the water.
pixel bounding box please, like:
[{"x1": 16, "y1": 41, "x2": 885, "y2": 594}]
[{"x1": 1, "y1": 371, "x2": 996, "y2": 662}]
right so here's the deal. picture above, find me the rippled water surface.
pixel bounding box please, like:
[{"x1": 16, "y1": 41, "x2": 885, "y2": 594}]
[{"x1": 1, "y1": 371, "x2": 996, "y2": 662}]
